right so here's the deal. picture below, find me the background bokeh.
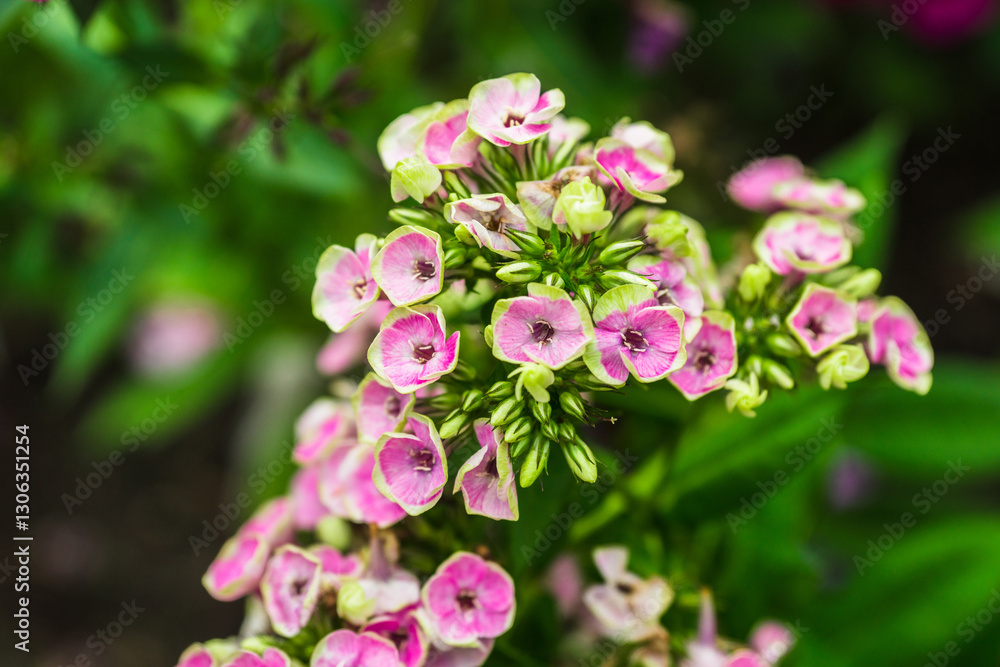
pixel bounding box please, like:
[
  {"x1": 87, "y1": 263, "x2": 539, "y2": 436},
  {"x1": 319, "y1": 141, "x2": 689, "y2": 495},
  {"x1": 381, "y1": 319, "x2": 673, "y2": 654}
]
[{"x1": 1, "y1": 0, "x2": 999, "y2": 665}]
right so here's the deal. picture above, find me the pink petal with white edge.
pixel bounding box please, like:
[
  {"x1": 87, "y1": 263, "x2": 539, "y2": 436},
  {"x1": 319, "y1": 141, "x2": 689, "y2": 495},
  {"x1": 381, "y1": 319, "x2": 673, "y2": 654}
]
[
  {"x1": 240, "y1": 497, "x2": 293, "y2": 547},
  {"x1": 516, "y1": 166, "x2": 595, "y2": 230},
  {"x1": 353, "y1": 372, "x2": 415, "y2": 444},
  {"x1": 868, "y1": 297, "x2": 933, "y2": 394},
  {"x1": 773, "y1": 177, "x2": 866, "y2": 217},
  {"x1": 368, "y1": 305, "x2": 461, "y2": 394},
  {"x1": 421, "y1": 552, "x2": 516, "y2": 646},
  {"x1": 669, "y1": 311, "x2": 738, "y2": 400},
  {"x1": 787, "y1": 284, "x2": 858, "y2": 357},
  {"x1": 363, "y1": 607, "x2": 429, "y2": 667},
  {"x1": 311, "y1": 629, "x2": 400, "y2": 667},
  {"x1": 176, "y1": 644, "x2": 217, "y2": 667},
  {"x1": 202, "y1": 533, "x2": 269, "y2": 602},
  {"x1": 444, "y1": 194, "x2": 533, "y2": 258},
  {"x1": 293, "y1": 397, "x2": 353, "y2": 465},
  {"x1": 290, "y1": 465, "x2": 327, "y2": 530},
  {"x1": 371, "y1": 226, "x2": 444, "y2": 307},
  {"x1": 726, "y1": 156, "x2": 805, "y2": 212},
  {"x1": 594, "y1": 138, "x2": 681, "y2": 203},
  {"x1": 221, "y1": 648, "x2": 291, "y2": 667},
  {"x1": 260, "y1": 545, "x2": 323, "y2": 638},
  {"x1": 309, "y1": 544, "x2": 364, "y2": 587},
  {"x1": 490, "y1": 283, "x2": 593, "y2": 370},
  {"x1": 377, "y1": 102, "x2": 444, "y2": 170},
  {"x1": 374, "y1": 413, "x2": 448, "y2": 515},
  {"x1": 453, "y1": 420, "x2": 518, "y2": 521},
  {"x1": 311, "y1": 235, "x2": 380, "y2": 333},
  {"x1": 467, "y1": 73, "x2": 565, "y2": 146},
  {"x1": 752, "y1": 212, "x2": 851, "y2": 276},
  {"x1": 750, "y1": 621, "x2": 795, "y2": 663},
  {"x1": 340, "y1": 443, "x2": 409, "y2": 528},
  {"x1": 421, "y1": 99, "x2": 482, "y2": 169}
]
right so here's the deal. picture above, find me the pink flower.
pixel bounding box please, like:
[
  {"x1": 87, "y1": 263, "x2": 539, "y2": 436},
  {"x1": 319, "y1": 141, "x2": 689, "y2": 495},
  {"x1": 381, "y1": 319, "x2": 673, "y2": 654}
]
[
  {"x1": 240, "y1": 497, "x2": 294, "y2": 546},
  {"x1": 516, "y1": 166, "x2": 595, "y2": 230},
  {"x1": 363, "y1": 607, "x2": 429, "y2": 667},
  {"x1": 772, "y1": 178, "x2": 866, "y2": 217},
  {"x1": 378, "y1": 102, "x2": 444, "y2": 170},
  {"x1": 175, "y1": 644, "x2": 218, "y2": 667},
  {"x1": 752, "y1": 212, "x2": 852, "y2": 275},
  {"x1": 129, "y1": 299, "x2": 221, "y2": 376},
  {"x1": 292, "y1": 398, "x2": 353, "y2": 465},
  {"x1": 669, "y1": 311, "x2": 738, "y2": 399},
  {"x1": 317, "y1": 301, "x2": 394, "y2": 376},
  {"x1": 489, "y1": 283, "x2": 593, "y2": 370},
  {"x1": 585, "y1": 285, "x2": 686, "y2": 386},
  {"x1": 374, "y1": 413, "x2": 448, "y2": 515},
  {"x1": 545, "y1": 554, "x2": 584, "y2": 619},
  {"x1": 545, "y1": 115, "x2": 590, "y2": 158},
  {"x1": 368, "y1": 305, "x2": 461, "y2": 394},
  {"x1": 312, "y1": 234, "x2": 380, "y2": 332},
  {"x1": 423, "y1": 639, "x2": 494, "y2": 667},
  {"x1": 422, "y1": 552, "x2": 516, "y2": 646},
  {"x1": 467, "y1": 73, "x2": 565, "y2": 146},
  {"x1": 290, "y1": 465, "x2": 327, "y2": 530},
  {"x1": 610, "y1": 118, "x2": 676, "y2": 163},
  {"x1": 354, "y1": 372, "x2": 415, "y2": 444},
  {"x1": 905, "y1": 0, "x2": 997, "y2": 45},
  {"x1": 867, "y1": 297, "x2": 934, "y2": 394},
  {"x1": 371, "y1": 226, "x2": 444, "y2": 306},
  {"x1": 749, "y1": 621, "x2": 795, "y2": 664},
  {"x1": 444, "y1": 194, "x2": 533, "y2": 257},
  {"x1": 629, "y1": 255, "x2": 706, "y2": 327},
  {"x1": 726, "y1": 650, "x2": 769, "y2": 667},
  {"x1": 309, "y1": 544, "x2": 364, "y2": 589},
  {"x1": 582, "y1": 546, "x2": 673, "y2": 642},
  {"x1": 202, "y1": 533, "x2": 269, "y2": 602},
  {"x1": 311, "y1": 630, "x2": 400, "y2": 667},
  {"x1": 727, "y1": 157, "x2": 804, "y2": 212},
  {"x1": 453, "y1": 420, "x2": 518, "y2": 521},
  {"x1": 787, "y1": 284, "x2": 858, "y2": 357},
  {"x1": 220, "y1": 648, "x2": 291, "y2": 667},
  {"x1": 260, "y1": 545, "x2": 322, "y2": 637},
  {"x1": 594, "y1": 138, "x2": 682, "y2": 204},
  {"x1": 332, "y1": 443, "x2": 409, "y2": 528},
  {"x1": 421, "y1": 99, "x2": 482, "y2": 168}
]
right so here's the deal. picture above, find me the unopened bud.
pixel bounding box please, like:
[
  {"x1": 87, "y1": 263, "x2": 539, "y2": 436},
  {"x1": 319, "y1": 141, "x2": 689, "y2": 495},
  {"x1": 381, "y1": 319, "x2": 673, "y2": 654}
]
[
  {"x1": 763, "y1": 360, "x2": 795, "y2": 389},
  {"x1": 540, "y1": 419, "x2": 561, "y2": 441},
  {"x1": 504, "y1": 416, "x2": 533, "y2": 444},
  {"x1": 390, "y1": 156, "x2": 441, "y2": 203},
  {"x1": 454, "y1": 224, "x2": 477, "y2": 246},
  {"x1": 577, "y1": 284, "x2": 597, "y2": 311},
  {"x1": 490, "y1": 397, "x2": 523, "y2": 427},
  {"x1": 496, "y1": 261, "x2": 542, "y2": 284},
  {"x1": 388, "y1": 207, "x2": 438, "y2": 227},
  {"x1": 505, "y1": 229, "x2": 546, "y2": 257},
  {"x1": 598, "y1": 240, "x2": 647, "y2": 266},
  {"x1": 439, "y1": 410, "x2": 470, "y2": 439},
  {"x1": 485, "y1": 381, "x2": 514, "y2": 400},
  {"x1": 598, "y1": 270, "x2": 656, "y2": 291},
  {"x1": 519, "y1": 438, "x2": 550, "y2": 487},
  {"x1": 738, "y1": 262, "x2": 771, "y2": 303},
  {"x1": 558, "y1": 421, "x2": 577, "y2": 443},
  {"x1": 531, "y1": 400, "x2": 552, "y2": 423},
  {"x1": 840, "y1": 269, "x2": 882, "y2": 299},
  {"x1": 558, "y1": 390, "x2": 587, "y2": 422},
  {"x1": 544, "y1": 272, "x2": 566, "y2": 288},
  {"x1": 337, "y1": 581, "x2": 375, "y2": 626},
  {"x1": 766, "y1": 332, "x2": 802, "y2": 357},
  {"x1": 562, "y1": 438, "x2": 598, "y2": 483},
  {"x1": 443, "y1": 246, "x2": 467, "y2": 269},
  {"x1": 427, "y1": 393, "x2": 462, "y2": 411},
  {"x1": 443, "y1": 170, "x2": 471, "y2": 198},
  {"x1": 461, "y1": 389, "x2": 484, "y2": 413}
]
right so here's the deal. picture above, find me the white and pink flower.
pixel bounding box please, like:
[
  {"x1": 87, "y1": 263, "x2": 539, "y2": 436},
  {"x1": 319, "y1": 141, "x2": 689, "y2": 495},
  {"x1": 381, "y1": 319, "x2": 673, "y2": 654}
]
[
  {"x1": 867, "y1": 297, "x2": 934, "y2": 394},
  {"x1": 752, "y1": 212, "x2": 852, "y2": 276},
  {"x1": 374, "y1": 413, "x2": 448, "y2": 515},
  {"x1": 292, "y1": 398, "x2": 353, "y2": 465},
  {"x1": 421, "y1": 99, "x2": 482, "y2": 168},
  {"x1": 311, "y1": 629, "x2": 400, "y2": 667},
  {"x1": 594, "y1": 138, "x2": 682, "y2": 204},
  {"x1": 516, "y1": 166, "x2": 596, "y2": 230},
  {"x1": 453, "y1": 420, "x2": 518, "y2": 522},
  {"x1": 202, "y1": 533, "x2": 269, "y2": 602},
  {"x1": 610, "y1": 117, "x2": 676, "y2": 163},
  {"x1": 786, "y1": 284, "x2": 858, "y2": 357},
  {"x1": 467, "y1": 73, "x2": 565, "y2": 146},
  {"x1": 370, "y1": 225, "x2": 444, "y2": 307},
  {"x1": 368, "y1": 305, "x2": 460, "y2": 394},
  {"x1": 312, "y1": 234, "x2": 380, "y2": 332},
  {"x1": 726, "y1": 156, "x2": 805, "y2": 212},
  {"x1": 669, "y1": 311, "x2": 738, "y2": 399},
  {"x1": 489, "y1": 283, "x2": 593, "y2": 370},
  {"x1": 444, "y1": 194, "x2": 533, "y2": 257},
  {"x1": 583, "y1": 546, "x2": 673, "y2": 642},
  {"x1": 378, "y1": 102, "x2": 444, "y2": 170},
  {"x1": 259, "y1": 545, "x2": 322, "y2": 638},
  {"x1": 773, "y1": 178, "x2": 866, "y2": 218},
  {"x1": 421, "y1": 552, "x2": 516, "y2": 646},
  {"x1": 584, "y1": 285, "x2": 686, "y2": 386},
  {"x1": 353, "y1": 372, "x2": 415, "y2": 444},
  {"x1": 219, "y1": 648, "x2": 290, "y2": 667},
  {"x1": 364, "y1": 607, "x2": 430, "y2": 667}
]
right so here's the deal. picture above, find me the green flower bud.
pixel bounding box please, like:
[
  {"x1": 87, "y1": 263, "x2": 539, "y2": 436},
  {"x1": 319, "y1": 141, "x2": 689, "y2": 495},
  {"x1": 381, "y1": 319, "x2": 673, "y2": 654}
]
[
  {"x1": 724, "y1": 374, "x2": 768, "y2": 418},
  {"x1": 337, "y1": 581, "x2": 375, "y2": 626},
  {"x1": 427, "y1": 393, "x2": 462, "y2": 411},
  {"x1": 766, "y1": 332, "x2": 803, "y2": 357},
  {"x1": 505, "y1": 228, "x2": 546, "y2": 257},
  {"x1": 485, "y1": 381, "x2": 514, "y2": 400},
  {"x1": 461, "y1": 389, "x2": 484, "y2": 413},
  {"x1": 554, "y1": 177, "x2": 613, "y2": 236},
  {"x1": 511, "y1": 431, "x2": 542, "y2": 459},
  {"x1": 840, "y1": 269, "x2": 882, "y2": 299},
  {"x1": 540, "y1": 418, "x2": 561, "y2": 441},
  {"x1": 443, "y1": 170, "x2": 471, "y2": 198},
  {"x1": 490, "y1": 397, "x2": 523, "y2": 427},
  {"x1": 504, "y1": 416, "x2": 533, "y2": 444},
  {"x1": 738, "y1": 262, "x2": 772, "y2": 303},
  {"x1": 390, "y1": 156, "x2": 442, "y2": 203},
  {"x1": 388, "y1": 207, "x2": 438, "y2": 227},
  {"x1": 510, "y1": 362, "x2": 555, "y2": 403},
  {"x1": 598, "y1": 270, "x2": 657, "y2": 291},
  {"x1": 577, "y1": 284, "x2": 597, "y2": 311},
  {"x1": 443, "y1": 246, "x2": 467, "y2": 269},
  {"x1": 439, "y1": 409, "x2": 470, "y2": 439},
  {"x1": 598, "y1": 240, "x2": 647, "y2": 267},
  {"x1": 531, "y1": 400, "x2": 552, "y2": 423},
  {"x1": 454, "y1": 223, "x2": 477, "y2": 246},
  {"x1": 496, "y1": 261, "x2": 542, "y2": 284},
  {"x1": 645, "y1": 211, "x2": 692, "y2": 256},
  {"x1": 519, "y1": 438, "x2": 550, "y2": 487},
  {"x1": 558, "y1": 390, "x2": 587, "y2": 422},
  {"x1": 817, "y1": 344, "x2": 870, "y2": 390},
  {"x1": 562, "y1": 438, "x2": 598, "y2": 483},
  {"x1": 316, "y1": 516, "x2": 352, "y2": 550},
  {"x1": 763, "y1": 360, "x2": 795, "y2": 389},
  {"x1": 544, "y1": 272, "x2": 566, "y2": 288},
  {"x1": 558, "y1": 421, "x2": 577, "y2": 443}
]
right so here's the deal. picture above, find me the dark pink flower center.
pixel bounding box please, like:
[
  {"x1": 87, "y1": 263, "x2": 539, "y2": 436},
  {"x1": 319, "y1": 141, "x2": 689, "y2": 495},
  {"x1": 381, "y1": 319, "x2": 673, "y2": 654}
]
[
  {"x1": 805, "y1": 316, "x2": 826, "y2": 338},
  {"x1": 384, "y1": 395, "x2": 401, "y2": 418},
  {"x1": 693, "y1": 348, "x2": 716, "y2": 373},
  {"x1": 457, "y1": 589, "x2": 479, "y2": 612},
  {"x1": 411, "y1": 342, "x2": 436, "y2": 364},
  {"x1": 411, "y1": 447, "x2": 435, "y2": 472},
  {"x1": 484, "y1": 455, "x2": 499, "y2": 478},
  {"x1": 483, "y1": 212, "x2": 506, "y2": 232},
  {"x1": 621, "y1": 328, "x2": 647, "y2": 353},
  {"x1": 291, "y1": 578, "x2": 308, "y2": 595},
  {"x1": 413, "y1": 259, "x2": 437, "y2": 281},
  {"x1": 503, "y1": 109, "x2": 525, "y2": 128},
  {"x1": 530, "y1": 320, "x2": 555, "y2": 345},
  {"x1": 352, "y1": 278, "x2": 368, "y2": 300}
]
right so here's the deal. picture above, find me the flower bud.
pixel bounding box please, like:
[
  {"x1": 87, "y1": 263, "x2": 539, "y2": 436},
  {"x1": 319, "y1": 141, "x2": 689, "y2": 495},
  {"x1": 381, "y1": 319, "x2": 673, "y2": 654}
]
[
  {"x1": 531, "y1": 400, "x2": 552, "y2": 423},
  {"x1": 577, "y1": 284, "x2": 597, "y2": 311},
  {"x1": 598, "y1": 240, "x2": 647, "y2": 267},
  {"x1": 443, "y1": 246, "x2": 467, "y2": 269},
  {"x1": 558, "y1": 421, "x2": 578, "y2": 443},
  {"x1": 766, "y1": 332, "x2": 802, "y2": 357},
  {"x1": 554, "y1": 177, "x2": 613, "y2": 236},
  {"x1": 461, "y1": 389, "x2": 484, "y2": 413},
  {"x1": 439, "y1": 410, "x2": 470, "y2": 439},
  {"x1": 738, "y1": 262, "x2": 772, "y2": 303},
  {"x1": 316, "y1": 516, "x2": 353, "y2": 551},
  {"x1": 840, "y1": 269, "x2": 882, "y2": 299},
  {"x1": 454, "y1": 223, "x2": 477, "y2": 246},
  {"x1": 388, "y1": 207, "x2": 438, "y2": 227},
  {"x1": 558, "y1": 390, "x2": 587, "y2": 422},
  {"x1": 519, "y1": 438, "x2": 550, "y2": 487},
  {"x1": 816, "y1": 344, "x2": 870, "y2": 390},
  {"x1": 337, "y1": 580, "x2": 375, "y2": 626},
  {"x1": 598, "y1": 270, "x2": 656, "y2": 291},
  {"x1": 485, "y1": 381, "x2": 514, "y2": 400},
  {"x1": 505, "y1": 228, "x2": 546, "y2": 257},
  {"x1": 496, "y1": 261, "x2": 542, "y2": 284},
  {"x1": 544, "y1": 272, "x2": 566, "y2": 288},
  {"x1": 562, "y1": 438, "x2": 598, "y2": 483},
  {"x1": 443, "y1": 170, "x2": 471, "y2": 198},
  {"x1": 505, "y1": 416, "x2": 533, "y2": 444},
  {"x1": 762, "y1": 360, "x2": 795, "y2": 389},
  {"x1": 645, "y1": 211, "x2": 691, "y2": 255},
  {"x1": 541, "y1": 419, "x2": 561, "y2": 441},
  {"x1": 724, "y1": 374, "x2": 768, "y2": 418},
  {"x1": 510, "y1": 362, "x2": 555, "y2": 403},
  {"x1": 490, "y1": 397, "x2": 523, "y2": 427},
  {"x1": 427, "y1": 393, "x2": 462, "y2": 411},
  {"x1": 390, "y1": 156, "x2": 442, "y2": 203}
]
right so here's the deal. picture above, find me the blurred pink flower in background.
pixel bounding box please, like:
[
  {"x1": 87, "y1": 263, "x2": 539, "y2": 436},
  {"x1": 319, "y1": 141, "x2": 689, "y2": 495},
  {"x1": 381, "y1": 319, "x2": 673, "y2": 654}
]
[
  {"x1": 129, "y1": 299, "x2": 222, "y2": 376},
  {"x1": 827, "y1": 449, "x2": 877, "y2": 510},
  {"x1": 823, "y1": 0, "x2": 998, "y2": 45},
  {"x1": 629, "y1": 0, "x2": 690, "y2": 72}
]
